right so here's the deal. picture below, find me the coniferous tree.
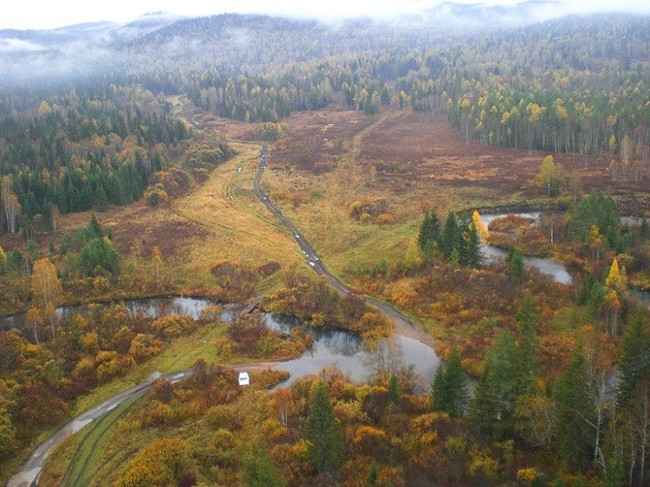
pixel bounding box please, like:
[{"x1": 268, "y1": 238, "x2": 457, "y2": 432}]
[
  {"x1": 78, "y1": 237, "x2": 121, "y2": 277},
  {"x1": 418, "y1": 212, "x2": 433, "y2": 251},
  {"x1": 617, "y1": 312, "x2": 650, "y2": 406},
  {"x1": 432, "y1": 348, "x2": 468, "y2": 418},
  {"x1": 304, "y1": 382, "x2": 344, "y2": 477},
  {"x1": 462, "y1": 221, "x2": 482, "y2": 268},
  {"x1": 432, "y1": 365, "x2": 447, "y2": 411},
  {"x1": 441, "y1": 211, "x2": 459, "y2": 258},
  {"x1": 87, "y1": 213, "x2": 104, "y2": 239},
  {"x1": 489, "y1": 331, "x2": 519, "y2": 434},
  {"x1": 417, "y1": 211, "x2": 441, "y2": 252},
  {"x1": 468, "y1": 355, "x2": 501, "y2": 437},
  {"x1": 554, "y1": 343, "x2": 593, "y2": 469},
  {"x1": 94, "y1": 185, "x2": 109, "y2": 212},
  {"x1": 506, "y1": 246, "x2": 525, "y2": 281},
  {"x1": 368, "y1": 460, "x2": 379, "y2": 487},
  {"x1": 514, "y1": 293, "x2": 539, "y2": 397},
  {"x1": 243, "y1": 445, "x2": 285, "y2": 487}
]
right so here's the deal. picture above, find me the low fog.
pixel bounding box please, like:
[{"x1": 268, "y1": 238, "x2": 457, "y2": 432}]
[{"x1": 0, "y1": 1, "x2": 648, "y2": 89}]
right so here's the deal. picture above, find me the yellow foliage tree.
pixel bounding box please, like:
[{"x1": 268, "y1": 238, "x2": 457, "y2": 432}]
[
  {"x1": 403, "y1": 238, "x2": 423, "y2": 271},
  {"x1": 115, "y1": 437, "x2": 194, "y2": 487},
  {"x1": 472, "y1": 210, "x2": 489, "y2": 242},
  {"x1": 31, "y1": 258, "x2": 62, "y2": 307},
  {"x1": 31, "y1": 257, "x2": 63, "y2": 339},
  {"x1": 536, "y1": 155, "x2": 563, "y2": 197},
  {"x1": 24, "y1": 306, "x2": 43, "y2": 344},
  {"x1": 587, "y1": 225, "x2": 604, "y2": 260},
  {"x1": 605, "y1": 257, "x2": 627, "y2": 292}
]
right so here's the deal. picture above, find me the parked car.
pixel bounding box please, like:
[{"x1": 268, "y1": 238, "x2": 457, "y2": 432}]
[{"x1": 238, "y1": 371, "x2": 250, "y2": 386}]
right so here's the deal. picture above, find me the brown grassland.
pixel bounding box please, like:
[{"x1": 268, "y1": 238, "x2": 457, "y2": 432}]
[
  {"x1": 7, "y1": 140, "x2": 306, "y2": 299},
  {"x1": 258, "y1": 107, "x2": 647, "y2": 284},
  {"x1": 12, "y1": 103, "x2": 645, "y2": 303}
]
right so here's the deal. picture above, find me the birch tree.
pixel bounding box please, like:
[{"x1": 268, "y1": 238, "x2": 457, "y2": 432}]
[
  {"x1": 31, "y1": 257, "x2": 62, "y2": 339},
  {"x1": 1, "y1": 177, "x2": 20, "y2": 233}
]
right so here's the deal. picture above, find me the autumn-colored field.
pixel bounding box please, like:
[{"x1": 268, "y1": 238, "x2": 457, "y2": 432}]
[
  {"x1": 6, "y1": 105, "x2": 646, "y2": 303},
  {"x1": 258, "y1": 108, "x2": 650, "y2": 283},
  {"x1": 17, "y1": 142, "x2": 303, "y2": 296}
]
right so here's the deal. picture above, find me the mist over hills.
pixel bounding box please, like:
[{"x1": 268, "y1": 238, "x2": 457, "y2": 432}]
[{"x1": 0, "y1": 1, "x2": 648, "y2": 89}]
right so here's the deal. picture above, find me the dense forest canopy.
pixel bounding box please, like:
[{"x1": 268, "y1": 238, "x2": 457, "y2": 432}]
[{"x1": 2, "y1": 14, "x2": 648, "y2": 197}]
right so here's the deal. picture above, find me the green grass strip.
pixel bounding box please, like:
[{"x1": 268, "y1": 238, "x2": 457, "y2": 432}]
[{"x1": 63, "y1": 396, "x2": 136, "y2": 487}]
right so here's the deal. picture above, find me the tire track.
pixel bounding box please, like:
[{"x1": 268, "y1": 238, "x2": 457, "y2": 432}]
[{"x1": 63, "y1": 398, "x2": 135, "y2": 487}]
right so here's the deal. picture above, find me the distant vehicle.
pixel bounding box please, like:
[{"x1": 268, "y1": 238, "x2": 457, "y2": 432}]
[
  {"x1": 309, "y1": 261, "x2": 316, "y2": 267},
  {"x1": 295, "y1": 234, "x2": 300, "y2": 239},
  {"x1": 238, "y1": 372, "x2": 250, "y2": 386}
]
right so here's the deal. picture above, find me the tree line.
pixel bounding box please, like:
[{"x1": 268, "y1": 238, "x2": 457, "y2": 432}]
[
  {"x1": 148, "y1": 14, "x2": 650, "y2": 167},
  {"x1": 0, "y1": 85, "x2": 192, "y2": 235}
]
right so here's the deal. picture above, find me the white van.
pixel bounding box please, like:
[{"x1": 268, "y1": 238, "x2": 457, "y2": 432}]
[{"x1": 238, "y1": 371, "x2": 250, "y2": 386}]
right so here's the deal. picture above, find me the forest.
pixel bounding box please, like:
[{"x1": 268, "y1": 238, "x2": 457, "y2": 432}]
[{"x1": 1, "y1": 7, "x2": 650, "y2": 487}]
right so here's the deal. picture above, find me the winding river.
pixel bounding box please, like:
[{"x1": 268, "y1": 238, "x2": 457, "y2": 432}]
[
  {"x1": 479, "y1": 212, "x2": 572, "y2": 284},
  {"x1": 479, "y1": 211, "x2": 650, "y2": 307}
]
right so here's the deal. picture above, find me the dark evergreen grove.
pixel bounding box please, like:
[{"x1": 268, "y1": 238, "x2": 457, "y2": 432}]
[
  {"x1": 418, "y1": 211, "x2": 481, "y2": 268},
  {"x1": 0, "y1": 90, "x2": 192, "y2": 235}
]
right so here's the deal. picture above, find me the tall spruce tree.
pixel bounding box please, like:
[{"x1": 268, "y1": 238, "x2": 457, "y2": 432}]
[
  {"x1": 304, "y1": 382, "x2": 344, "y2": 477},
  {"x1": 489, "y1": 331, "x2": 519, "y2": 434},
  {"x1": 441, "y1": 211, "x2": 459, "y2": 258},
  {"x1": 617, "y1": 311, "x2": 650, "y2": 405},
  {"x1": 506, "y1": 246, "x2": 525, "y2": 281},
  {"x1": 432, "y1": 348, "x2": 469, "y2": 418},
  {"x1": 468, "y1": 354, "x2": 501, "y2": 437},
  {"x1": 514, "y1": 293, "x2": 539, "y2": 397},
  {"x1": 554, "y1": 343, "x2": 593, "y2": 469},
  {"x1": 418, "y1": 211, "x2": 442, "y2": 264},
  {"x1": 462, "y1": 220, "x2": 482, "y2": 268}
]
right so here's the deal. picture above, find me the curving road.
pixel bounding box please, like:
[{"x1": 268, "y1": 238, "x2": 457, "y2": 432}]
[
  {"x1": 6, "y1": 370, "x2": 190, "y2": 487},
  {"x1": 8, "y1": 146, "x2": 438, "y2": 487},
  {"x1": 253, "y1": 148, "x2": 437, "y2": 348}
]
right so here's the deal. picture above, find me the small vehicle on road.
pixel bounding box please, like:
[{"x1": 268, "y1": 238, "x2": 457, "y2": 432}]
[{"x1": 238, "y1": 372, "x2": 250, "y2": 386}]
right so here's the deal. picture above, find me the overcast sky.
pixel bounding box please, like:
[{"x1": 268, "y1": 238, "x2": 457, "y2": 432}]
[{"x1": 2, "y1": 0, "x2": 649, "y2": 30}]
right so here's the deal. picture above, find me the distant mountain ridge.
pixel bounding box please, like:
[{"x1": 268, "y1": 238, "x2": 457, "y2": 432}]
[
  {"x1": 0, "y1": 1, "x2": 594, "y2": 51},
  {"x1": 0, "y1": 3, "x2": 647, "y2": 87}
]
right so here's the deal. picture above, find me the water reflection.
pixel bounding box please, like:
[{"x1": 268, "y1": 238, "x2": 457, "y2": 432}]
[
  {"x1": 481, "y1": 243, "x2": 573, "y2": 284},
  {"x1": 265, "y1": 314, "x2": 439, "y2": 389},
  {"x1": 480, "y1": 212, "x2": 541, "y2": 228},
  {"x1": 1, "y1": 297, "x2": 442, "y2": 388},
  {"x1": 119, "y1": 297, "x2": 214, "y2": 320},
  {"x1": 2, "y1": 297, "x2": 225, "y2": 331},
  {"x1": 479, "y1": 212, "x2": 572, "y2": 284}
]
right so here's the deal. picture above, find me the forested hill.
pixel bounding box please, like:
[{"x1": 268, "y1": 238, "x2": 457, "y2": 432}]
[{"x1": 1, "y1": 9, "x2": 649, "y2": 235}]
